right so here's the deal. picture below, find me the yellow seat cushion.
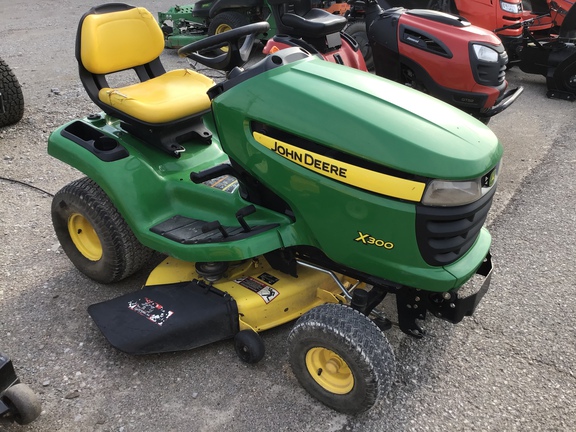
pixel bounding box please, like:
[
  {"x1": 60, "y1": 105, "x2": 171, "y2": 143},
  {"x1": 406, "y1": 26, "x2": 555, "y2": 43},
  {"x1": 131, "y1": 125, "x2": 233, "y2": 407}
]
[
  {"x1": 81, "y1": 7, "x2": 165, "y2": 75},
  {"x1": 98, "y1": 69, "x2": 215, "y2": 123}
]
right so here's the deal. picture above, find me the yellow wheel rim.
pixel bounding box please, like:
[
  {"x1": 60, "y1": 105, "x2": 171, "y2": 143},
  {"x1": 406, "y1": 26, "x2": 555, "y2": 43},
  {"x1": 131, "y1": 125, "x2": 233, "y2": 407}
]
[
  {"x1": 215, "y1": 23, "x2": 233, "y2": 34},
  {"x1": 68, "y1": 213, "x2": 103, "y2": 261},
  {"x1": 214, "y1": 24, "x2": 232, "y2": 53},
  {"x1": 305, "y1": 347, "x2": 354, "y2": 394}
]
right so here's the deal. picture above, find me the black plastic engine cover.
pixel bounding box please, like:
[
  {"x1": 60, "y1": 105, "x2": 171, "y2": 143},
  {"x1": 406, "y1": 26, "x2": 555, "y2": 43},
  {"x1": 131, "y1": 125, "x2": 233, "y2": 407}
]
[
  {"x1": 0, "y1": 353, "x2": 18, "y2": 393},
  {"x1": 88, "y1": 281, "x2": 239, "y2": 355}
]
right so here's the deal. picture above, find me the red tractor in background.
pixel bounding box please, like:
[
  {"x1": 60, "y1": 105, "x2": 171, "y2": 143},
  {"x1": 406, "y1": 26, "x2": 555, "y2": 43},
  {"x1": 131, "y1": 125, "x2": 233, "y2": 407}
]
[
  {"x1": 421, "y1": 0, "x2": 574, "y2": 57},
  {"x1": 365, "y1": 0, "x2": 576, "y2": 99},
  {"x1": 263, "y1": 0, "x2": 523, "y2": 122}
]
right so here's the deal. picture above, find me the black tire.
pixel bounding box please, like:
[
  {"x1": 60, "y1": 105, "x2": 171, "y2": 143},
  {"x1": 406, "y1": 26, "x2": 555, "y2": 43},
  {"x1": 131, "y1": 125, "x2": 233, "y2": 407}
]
[
  {"x1": 288, "y1": 304, "x2": 395, "y2": 415},
  {"x1": 1, "y1": 383, "x2": 42, "y2": 425},
  {"x1": 554, "y1": 57, "x2": 576, "y2": 94},
  {"x1": 234, "y1": 329, "x2": 265, "y2": 364},
  {"x1": 345, "y1": 21, "x2": 374, "y2": 72},
  {"x1": 208, "y1": 11, "x2": 251, "y2": 37},
  {"x1": 0, "y1": 57, "x2": 24, "y2": 127},
  {"x1": 51, "y1": 177, "x2": 154, "y2": 284},
  {"x1": 426, "y1": 0, "x2": 453, "y2": 13}
]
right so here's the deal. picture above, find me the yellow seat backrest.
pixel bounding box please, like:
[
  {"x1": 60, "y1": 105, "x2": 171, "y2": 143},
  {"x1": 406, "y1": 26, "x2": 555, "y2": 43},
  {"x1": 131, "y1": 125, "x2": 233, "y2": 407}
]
[{"x1": 80, "y1": 7, "x2": 165, "y2": 75}]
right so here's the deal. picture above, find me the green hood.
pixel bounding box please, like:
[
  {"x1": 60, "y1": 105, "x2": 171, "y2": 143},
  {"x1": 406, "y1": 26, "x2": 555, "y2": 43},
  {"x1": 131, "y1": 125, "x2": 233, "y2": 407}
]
[{"x1": 213, "y1": 55, "x2": 502, "y2": 181}]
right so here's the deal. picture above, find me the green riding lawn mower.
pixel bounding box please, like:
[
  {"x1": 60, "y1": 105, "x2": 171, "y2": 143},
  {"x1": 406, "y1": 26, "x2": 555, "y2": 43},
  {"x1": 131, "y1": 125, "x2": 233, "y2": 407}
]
[
  {"x1": 158, "y1": 0, "x2": 279, "y2": 48},
  {"x1": 158, "y1": 0, "x2": 348, "y2": 48},
  {"x1": 49, "y1": 3, "x2": 502, "y2": 414}
]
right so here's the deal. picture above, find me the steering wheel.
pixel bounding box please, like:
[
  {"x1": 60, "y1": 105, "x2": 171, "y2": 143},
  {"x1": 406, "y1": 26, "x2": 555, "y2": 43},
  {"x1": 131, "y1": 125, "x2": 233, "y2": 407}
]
[{"x1": 178, "y1": 22, "x2": 271, "y2": 71}]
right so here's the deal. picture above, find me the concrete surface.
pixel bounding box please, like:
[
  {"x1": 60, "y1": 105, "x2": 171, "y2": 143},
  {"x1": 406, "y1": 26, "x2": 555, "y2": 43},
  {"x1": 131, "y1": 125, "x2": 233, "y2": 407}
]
[{"x1": 1, "y1": 1, "x2": 575, "y2": 431}]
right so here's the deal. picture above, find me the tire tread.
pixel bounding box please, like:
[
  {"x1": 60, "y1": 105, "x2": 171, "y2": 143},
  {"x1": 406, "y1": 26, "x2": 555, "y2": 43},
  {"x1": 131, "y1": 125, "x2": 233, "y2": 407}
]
[
  {"x1": 52, "y1": 177, "x2": 153, "y2": 283},
  {"x1": 0, "y1": 57, "x2": 25, "y2": 127},
  {"x1": 288, "y1": 303, "x2": 395, "y2": 414}
]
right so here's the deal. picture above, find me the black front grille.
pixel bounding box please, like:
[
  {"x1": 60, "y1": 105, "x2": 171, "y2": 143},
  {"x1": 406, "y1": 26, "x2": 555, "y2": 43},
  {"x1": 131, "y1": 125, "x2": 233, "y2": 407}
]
[{"x1": 415, "y1": 186, "x2": 496, "y2": 266}]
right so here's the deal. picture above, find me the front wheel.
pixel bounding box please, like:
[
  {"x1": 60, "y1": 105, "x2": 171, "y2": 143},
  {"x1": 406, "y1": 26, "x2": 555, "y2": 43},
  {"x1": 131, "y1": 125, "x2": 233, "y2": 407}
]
[
  {"x1": 234, "y1": 329, "x2": 265, "y2": 364},
  {"x1": 288, "y1": 304, "x2": 395, "y2": 415},
  {"x1": 51, "y1": 177, "x2": 153, "y2": 284},
  {"x1": 344, "y1": 21, "x2": 374, "y2": 72},
  {"x1": 1, "y1": 383, "x2": 42, "y2": 425}
]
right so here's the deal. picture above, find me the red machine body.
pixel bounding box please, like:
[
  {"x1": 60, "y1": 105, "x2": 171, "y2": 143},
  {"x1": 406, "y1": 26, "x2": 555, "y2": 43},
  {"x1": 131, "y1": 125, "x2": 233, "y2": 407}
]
[{"x1": 264, "y1": 0, "x2": 367, "y2": 70}]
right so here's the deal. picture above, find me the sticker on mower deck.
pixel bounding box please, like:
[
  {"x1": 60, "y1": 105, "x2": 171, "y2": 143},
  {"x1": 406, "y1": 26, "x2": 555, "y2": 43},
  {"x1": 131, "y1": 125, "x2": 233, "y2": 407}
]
[
  {"x1": 127, "y1": 297, "x2": 174, "y2": 326},
  {"x1": 235, "y1": 276, "x2": 280, "y2": 304},
  {"x1": 258, "y1": 272, "x2": 279, "y2": 285},
  {"x1": 203, "y1": 175, "x2": 239, "y2": 193}
]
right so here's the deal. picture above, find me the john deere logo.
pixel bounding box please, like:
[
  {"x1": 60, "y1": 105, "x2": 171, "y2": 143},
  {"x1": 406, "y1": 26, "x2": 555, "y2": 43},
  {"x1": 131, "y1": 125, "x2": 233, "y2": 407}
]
[{"x1": 252, "y1": 131, "x2": 426, "y2": 202}]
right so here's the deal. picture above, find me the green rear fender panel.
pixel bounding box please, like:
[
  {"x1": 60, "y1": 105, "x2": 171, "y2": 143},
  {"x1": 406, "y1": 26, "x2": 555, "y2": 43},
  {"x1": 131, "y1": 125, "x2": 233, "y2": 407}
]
[{"x1": 47, "y1": 117, "x2": 295, "y2": 262}]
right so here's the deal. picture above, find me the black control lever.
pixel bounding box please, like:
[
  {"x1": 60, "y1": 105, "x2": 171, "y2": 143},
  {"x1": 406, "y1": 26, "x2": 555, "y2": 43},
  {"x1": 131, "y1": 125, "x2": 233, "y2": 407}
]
[{"x1": 236, "y1": 205, "x2": 256, "y2": 232}]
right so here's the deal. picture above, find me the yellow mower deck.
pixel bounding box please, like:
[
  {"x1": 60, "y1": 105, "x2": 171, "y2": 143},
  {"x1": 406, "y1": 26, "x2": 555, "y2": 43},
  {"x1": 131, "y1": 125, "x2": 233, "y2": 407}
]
[{"x1": 146, "y1": 256, "x2": 350, "y2": 333}]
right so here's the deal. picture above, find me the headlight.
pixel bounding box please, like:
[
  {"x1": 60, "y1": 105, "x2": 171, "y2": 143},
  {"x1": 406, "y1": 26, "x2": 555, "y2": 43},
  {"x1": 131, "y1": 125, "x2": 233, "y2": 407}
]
[
  {"x1": 472, "y1": 44, "x2": 499, "y2": 62},
  {"x1": 500, "y1": 0, "x2": 521, "y2": 14},
  {"x1": 422, "y1": 163, "x2": 500, "y2": 207}
]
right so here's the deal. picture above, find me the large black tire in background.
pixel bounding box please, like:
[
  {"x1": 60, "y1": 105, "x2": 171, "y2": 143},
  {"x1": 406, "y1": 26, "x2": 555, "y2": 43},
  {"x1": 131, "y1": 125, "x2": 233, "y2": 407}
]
[
  {"x1": 51, "y1": 177, "x2": 154, "y2": 284},
  {"x1": 288, "y1": 303, "x2": 396, "y2": 414},
  {"x1": 426, "y1": 0, "x2": 454, "y2": 13},
  {"x1": 206, "y1": 12, "x2": 252, "y2": 56},
  {"x1": 208, "y1": 11, "x2": 251, "y2": 36},
  {"x1": 0, "y1": 57, "x2": 24, "y2": 127},
  {"x1": 551, "y1": 56, "x2": 576, "y2": 98},
  {"x1": 345, "y1": 21, "x2": 374, "y2": 72}
]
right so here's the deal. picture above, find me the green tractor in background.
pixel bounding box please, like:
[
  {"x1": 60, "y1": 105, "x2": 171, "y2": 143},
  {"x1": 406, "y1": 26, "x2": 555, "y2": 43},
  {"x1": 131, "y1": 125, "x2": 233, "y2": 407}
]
[
  {"x1": 158, "y1": 0, "x2": 349, "y2": 48},
  {"x1": 158, "y1": 1, "x2": 279, "y2": 48}
]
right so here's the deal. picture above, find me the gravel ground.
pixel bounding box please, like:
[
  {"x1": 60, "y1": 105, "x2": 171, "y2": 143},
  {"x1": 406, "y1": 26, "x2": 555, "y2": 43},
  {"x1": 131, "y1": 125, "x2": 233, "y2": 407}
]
[{"x1": 1, "y1": 1, "x2": 575, "y2": 431}]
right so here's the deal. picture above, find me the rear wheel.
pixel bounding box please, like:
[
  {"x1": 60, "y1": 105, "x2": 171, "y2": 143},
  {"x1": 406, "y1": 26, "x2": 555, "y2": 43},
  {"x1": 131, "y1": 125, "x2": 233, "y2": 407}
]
[
  {"x1": 288, "y1": 304, "x2": 395, "y2": 414},
  {"x1": 345, "y1": 21, "x2": 374, "y2": 72},
  {"x1": 208, "y1": 11, "x2": 250, "y2": 37},
  {"x1": 207, "y1": 12, "x2": 251, "y2": 54},
  {"x1": 0, "y1": 57, "x2": 24, "y2": 127},
  {"x1": 1, "y1": 383, "x2": 41, "y2": 425},
  {"x1": 51, "y1": 177, "x2": 153, "y2": 283}
]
